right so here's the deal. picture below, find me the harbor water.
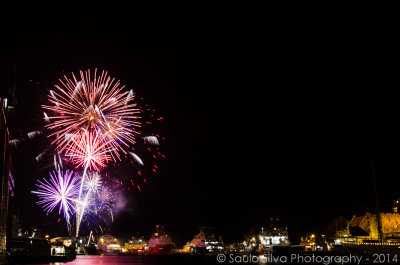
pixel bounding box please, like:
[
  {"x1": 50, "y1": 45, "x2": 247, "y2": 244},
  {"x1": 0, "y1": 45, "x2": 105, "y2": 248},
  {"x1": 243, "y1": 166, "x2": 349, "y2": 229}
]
[{"x1": 26, "y1": 254, "x2": 222, "y2": 265}]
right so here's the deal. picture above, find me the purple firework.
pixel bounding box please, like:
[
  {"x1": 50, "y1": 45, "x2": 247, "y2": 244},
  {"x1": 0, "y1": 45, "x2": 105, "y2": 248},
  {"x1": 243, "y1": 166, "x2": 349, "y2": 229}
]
[{"x1": 32, "y1": 169, "x2": 80, "y2": 224}]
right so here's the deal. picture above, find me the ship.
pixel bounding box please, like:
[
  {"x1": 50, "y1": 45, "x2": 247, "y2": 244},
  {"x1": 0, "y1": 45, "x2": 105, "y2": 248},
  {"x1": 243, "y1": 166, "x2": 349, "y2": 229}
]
[
  {"x1": 97, "y1": 235, "x2": 122, "y2": 255},
  {"x1": 243, "y1": 217, "x2": 290, "y2": 254},
  {"x1": 143, "y1": 225, "x2": 174, "y2": 254},
  {"x1": 180, "y1": 229, "x2": 207, "y2": 254},
  {"x1": 260, "y1": 217, "x2": 290, "y2": 248},
  {"x1": 180, "y1": 227, "x2": 224, "y2": 254},
  {"x1": 123, "y1": 236, "x2": 147, "y2": 255}
]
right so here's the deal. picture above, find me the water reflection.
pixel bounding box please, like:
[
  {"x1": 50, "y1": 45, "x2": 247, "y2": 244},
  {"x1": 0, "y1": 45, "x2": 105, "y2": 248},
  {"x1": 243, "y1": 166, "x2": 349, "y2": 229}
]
[{"x1": 30, "y1": 255, "x2": 219, "y2": 265}]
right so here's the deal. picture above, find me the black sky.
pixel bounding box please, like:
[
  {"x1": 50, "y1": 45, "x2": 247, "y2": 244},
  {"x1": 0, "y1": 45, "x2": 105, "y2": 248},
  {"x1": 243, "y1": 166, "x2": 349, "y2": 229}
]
[{"x1": 2, "y1": 1, "x2": 400, "y2": 246}]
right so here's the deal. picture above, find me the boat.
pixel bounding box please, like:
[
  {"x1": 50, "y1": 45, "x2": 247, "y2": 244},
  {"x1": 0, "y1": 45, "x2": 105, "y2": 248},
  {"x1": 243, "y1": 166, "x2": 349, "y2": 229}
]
[
  {"x1": 179, "y1": 227, "x2": 224, "y2": 255},
  {"x1": 242, "y1": 217, "x2": 290, "y2": 254},
  {"x1": 97, "y1": 235, "x2": 122, "y2": 255},
  {"x1": 123, "y1": 236, "x2": 147, "y2": 255},
  {"x1": 180, "y1": 230, "x2": 207, "y2": 254},
  {"x1": 143, "y1": 225, "x2": 174, "y2": 254}
]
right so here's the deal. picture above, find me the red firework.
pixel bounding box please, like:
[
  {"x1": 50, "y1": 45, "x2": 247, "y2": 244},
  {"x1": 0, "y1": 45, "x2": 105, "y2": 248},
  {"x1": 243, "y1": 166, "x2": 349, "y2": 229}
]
[
  {"x1": 42, "y1": 69, "x2": 141, "y2": 161},
  {"x1": 64, "y1": 130, "x2": 112, "y2": 172}
]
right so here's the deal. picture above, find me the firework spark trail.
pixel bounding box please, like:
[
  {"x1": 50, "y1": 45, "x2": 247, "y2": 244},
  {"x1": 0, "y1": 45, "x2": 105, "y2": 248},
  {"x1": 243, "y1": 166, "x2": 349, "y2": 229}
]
[
  {"x1": 96, "y1": 108, "x2": 140, "y2": 160},
  {"x1": 129, "y1": 152, "x2": 144, "y2": 166},
  {"x1": 143, "y1": 136, "x2": 159, "y2": 145},
  {"x1": 43, "y1": 112, "x2": 50, "y2": 122},
  {"x1": 35, "y1": 152, "x2": 45, "y2": 162},
  {"x1": 27, "y1": 131, "x2": 42, "y2": 139},
  {"x1": 8, "y1": 139, "x2": 20, "y2": 148},
  {"x1": 65, "y1": 130, "x2": 113, "y2": 208},
  {"x1": 79, "y1": 172, "x2": 102, "y2": 222},
  {"x1": 63, "y1": 130, "x2": 113, "y2": 237},
  {"x1": 31, "y1": 169, "x2": 80, "y2": 226},
  {"x1": 76, "y1": 172, "x2": 109, "y2": 236}
]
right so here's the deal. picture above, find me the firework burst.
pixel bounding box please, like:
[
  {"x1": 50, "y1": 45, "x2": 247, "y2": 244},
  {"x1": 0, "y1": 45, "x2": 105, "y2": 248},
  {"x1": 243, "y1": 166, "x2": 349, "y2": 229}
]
[
  {"x1": 85, "y1": 171, "x2": 102, "y2": 193},
  {"x1": 31, "y1": 169, "x2": 80, "y2": 225},
  {"x1": 43, "y1": 69, "x2": 141, "y2": 161},
  {"x1": 65, "y1": 130, "x2": 112, "y2": 172}
]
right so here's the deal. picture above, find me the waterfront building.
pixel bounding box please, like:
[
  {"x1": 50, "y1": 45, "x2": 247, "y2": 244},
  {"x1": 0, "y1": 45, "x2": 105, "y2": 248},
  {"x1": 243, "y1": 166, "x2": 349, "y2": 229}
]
[{"x1": 334, "y1": 204, "x2": 400, "y2": 244}]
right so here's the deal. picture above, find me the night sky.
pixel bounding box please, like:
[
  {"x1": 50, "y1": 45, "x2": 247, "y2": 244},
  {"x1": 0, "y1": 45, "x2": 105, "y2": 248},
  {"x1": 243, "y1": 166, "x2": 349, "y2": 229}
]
[{"x1": 1, "y1": 1, "x2": 400, "y2": 246}]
